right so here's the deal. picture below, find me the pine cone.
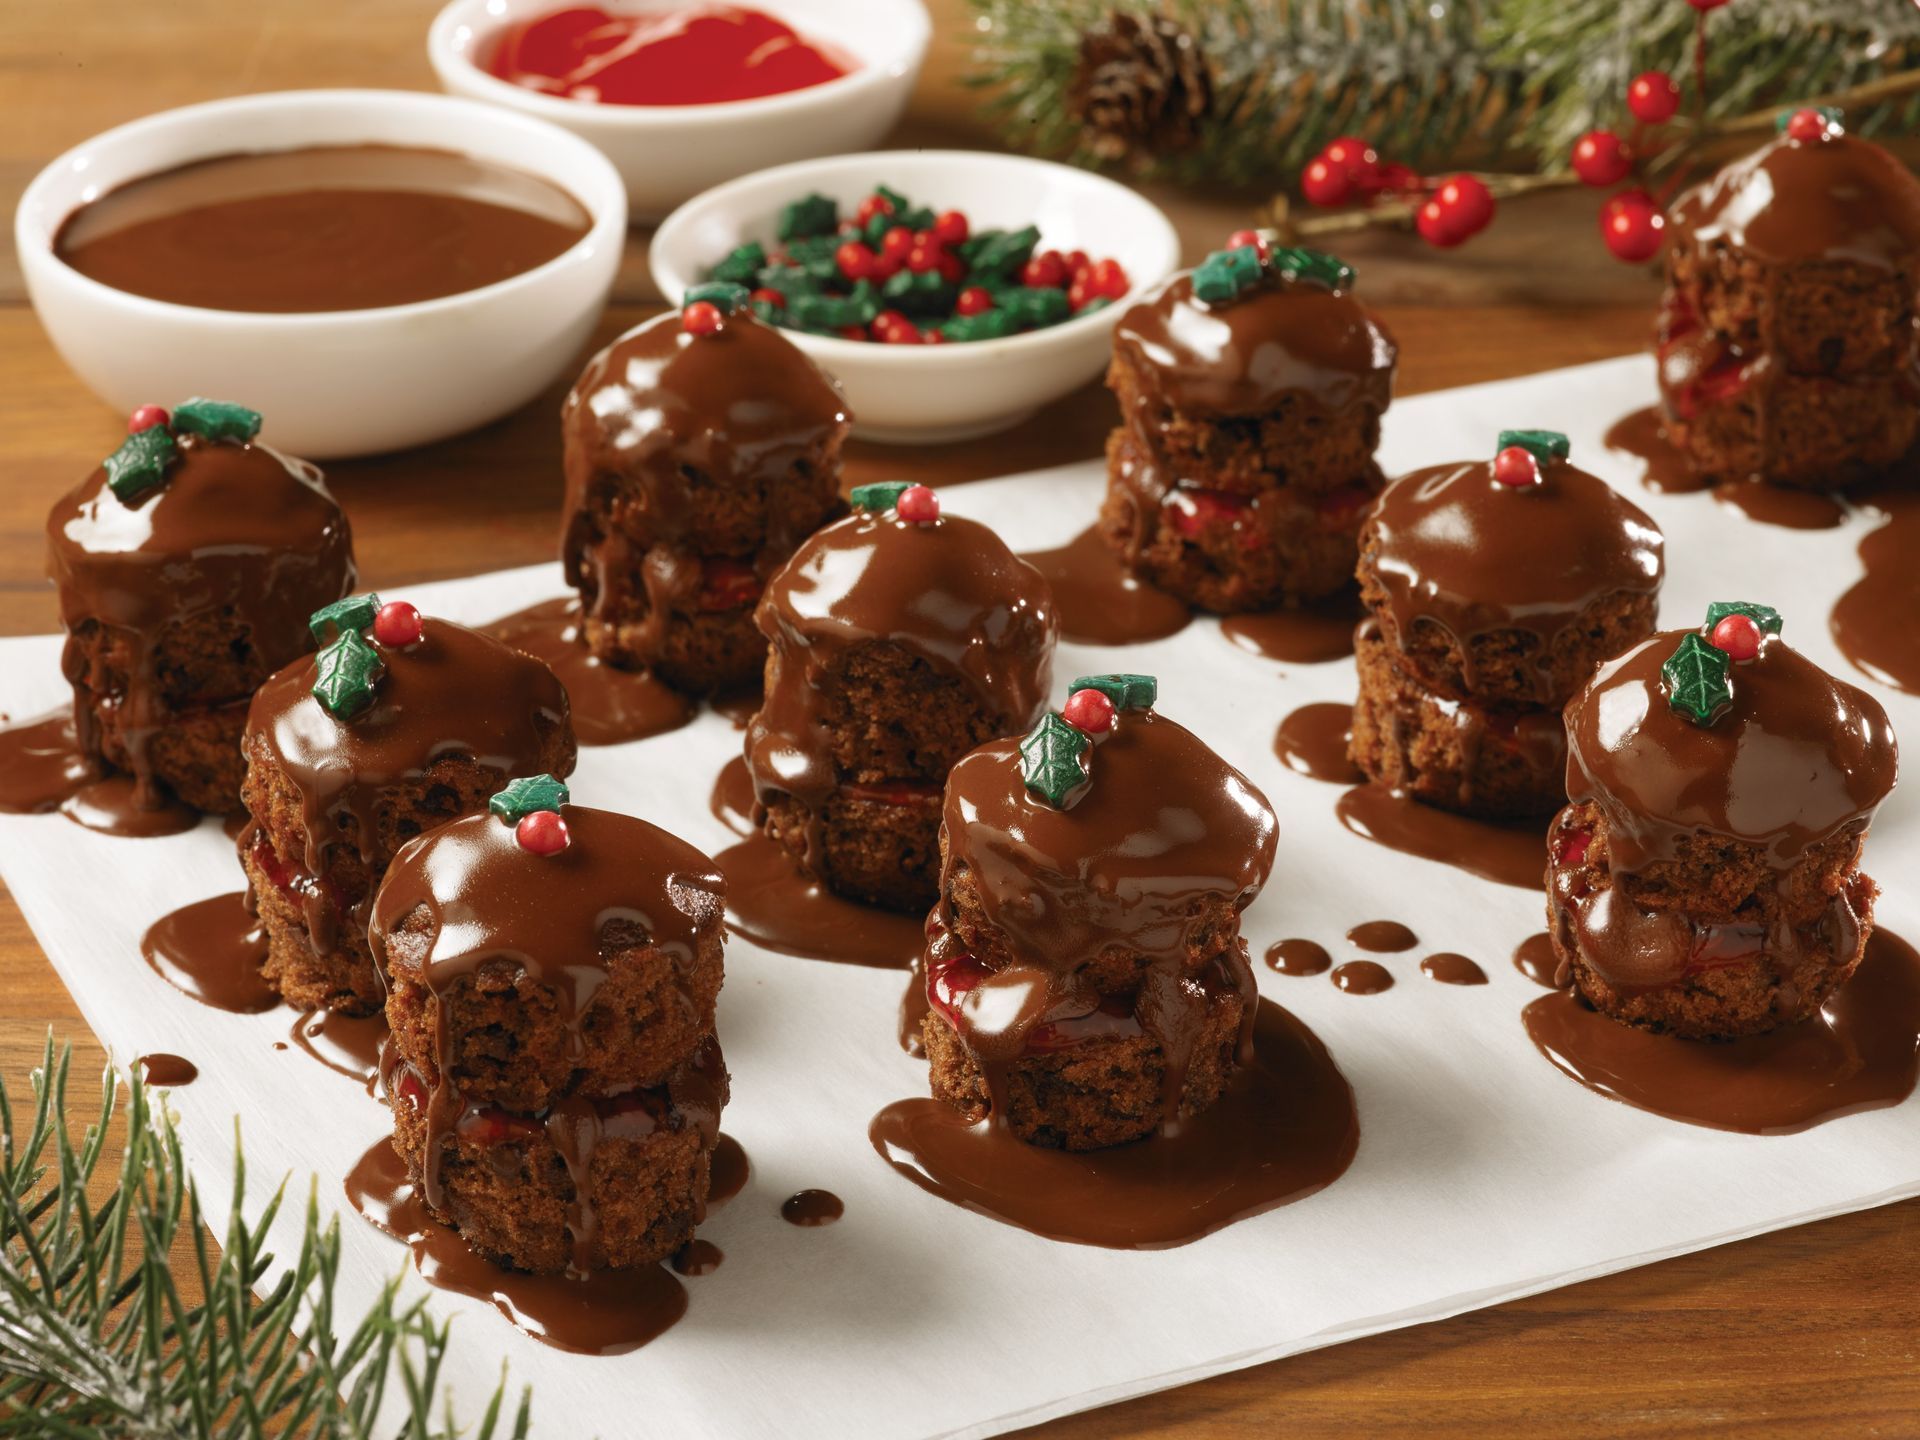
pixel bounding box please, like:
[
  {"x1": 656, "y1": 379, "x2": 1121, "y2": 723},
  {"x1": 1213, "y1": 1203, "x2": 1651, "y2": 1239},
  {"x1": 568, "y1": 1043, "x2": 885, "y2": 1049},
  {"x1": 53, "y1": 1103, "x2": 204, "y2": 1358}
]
[{"x1": 1067, "y1": 10, "x2": 1214, "y2": 164}]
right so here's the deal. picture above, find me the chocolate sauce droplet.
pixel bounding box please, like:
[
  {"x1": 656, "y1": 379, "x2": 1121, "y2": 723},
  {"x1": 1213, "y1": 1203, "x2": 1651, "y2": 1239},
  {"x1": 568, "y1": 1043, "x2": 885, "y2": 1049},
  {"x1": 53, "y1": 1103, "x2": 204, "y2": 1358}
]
[
  {"x1": 1346, "y1": 920, "x2": 1417, "y2": 953},
  {"x1": 1331, "y1": 960, "x2": 1394, "y2": 994},
  {"x1": 670, "y1": 1239, "x2": 724, "y2": 1276},
  {"x1": 1264, "y1": 938, "x2": 1332, "y2": 977},
  {"x1": 1420, "y1": 953, "x2": 1488, "y2": 986},
  {"x1": 1512, "y1": 933, "x2": 1564, "y2": 989},
  {"x1": 137, "y1": 1053, "x2": 197, "y2": 1086},
  {"x1": 1272, "y1": 702, "x2": 1361, "y2": 784},
  {"x1": 0, "y1": 711, "x2": 95, "y2": 814},
  {"x1": 780, "y1": 1189, "x2": 844, "y2": 1226}
]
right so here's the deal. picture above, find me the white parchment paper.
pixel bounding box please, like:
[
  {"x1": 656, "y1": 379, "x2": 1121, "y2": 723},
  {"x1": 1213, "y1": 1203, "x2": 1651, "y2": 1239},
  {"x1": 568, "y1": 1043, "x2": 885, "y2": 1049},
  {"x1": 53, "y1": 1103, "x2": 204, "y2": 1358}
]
[{"x1": 2, "y1": 354, "x2": 1915, "y2": 1439}]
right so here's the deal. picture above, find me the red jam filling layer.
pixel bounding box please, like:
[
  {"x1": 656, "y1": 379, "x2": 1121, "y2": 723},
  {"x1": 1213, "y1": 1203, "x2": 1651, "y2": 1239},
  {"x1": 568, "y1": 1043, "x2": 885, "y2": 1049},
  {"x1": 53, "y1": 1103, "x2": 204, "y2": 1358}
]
[
  {"x1": 249, "y1": 834, "x2": 349, "y2": 918},
  {"x1": 698, "y1": 557, "x2": 763, "y2": 613},
  {"x1": 396, "y1": 1065, "x2": 665, "y2": 1147},
  {"x1": 925, "y1": 949, "x2": 1145, "y2": 1054},
  {"x1": 842, "y1": 779, "x2": 942, "y2": 809}
]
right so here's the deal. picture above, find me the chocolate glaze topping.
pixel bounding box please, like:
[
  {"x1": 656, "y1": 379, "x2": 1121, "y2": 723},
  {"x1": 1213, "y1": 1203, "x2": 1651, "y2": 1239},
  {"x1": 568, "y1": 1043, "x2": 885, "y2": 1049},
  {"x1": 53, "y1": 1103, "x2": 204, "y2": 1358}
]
[
  {"x1": 1670, "y1": 130, "x2": 1920, "y2": 269},
  {"x1": 243, "y1": 616, "x2": 572, "y2": 952},
  {"x1": 1366, "y1": 458, "x2": 1663, "y2": 700},
  {"x1": 47, "y1": 433, "x2": 354, "y2": 808},
  {"x1": 371, "y1": 804, "x2": 726, "y2": 1269},
  {"x1": 1564, "y1": 628, "x2": 1897, "y2": 873},
  {"x1": 1113, "y1": 271, "x2": 1397, "y2": 419},
  {"x1": 747, "y1": 507, "x2": 1057, "y2": 815},
  {"x1": 561, "y1": 310, "x2": 850, "y2": 649}
]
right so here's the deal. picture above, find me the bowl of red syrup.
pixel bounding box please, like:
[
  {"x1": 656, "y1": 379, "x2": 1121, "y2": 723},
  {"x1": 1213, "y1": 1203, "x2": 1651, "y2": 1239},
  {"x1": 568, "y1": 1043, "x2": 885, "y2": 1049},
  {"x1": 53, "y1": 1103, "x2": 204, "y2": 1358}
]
[{"x1": 428, "y1": 0, "x2": 930, "y2": 220}]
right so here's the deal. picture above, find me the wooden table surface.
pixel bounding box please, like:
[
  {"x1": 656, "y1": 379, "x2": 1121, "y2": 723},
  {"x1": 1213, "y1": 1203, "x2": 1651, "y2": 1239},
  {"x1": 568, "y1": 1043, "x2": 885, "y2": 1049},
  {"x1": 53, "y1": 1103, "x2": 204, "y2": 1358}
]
[{"x1": 4, "y1": 3, "x2": 1916, "y2": 1435}]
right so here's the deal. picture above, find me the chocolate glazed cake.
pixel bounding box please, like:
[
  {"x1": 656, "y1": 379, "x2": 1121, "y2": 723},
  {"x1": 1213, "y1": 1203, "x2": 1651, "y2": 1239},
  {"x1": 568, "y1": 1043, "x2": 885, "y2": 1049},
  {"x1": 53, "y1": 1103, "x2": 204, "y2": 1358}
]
[
  {"x1": 240, "y1": 596, "x2": 576, "y2": 1014},
  {"x1": 373, "y1": 777, "x2": 728, "y2": 1274},
  {"x1": 561, "y1": 288, "x2": 851, "y2": 694},
  {"x1": 1101, "y1": 241, "x2": 1396, "y2": 612},
  {"x1": 46, "y1": 400, "x2": 354, "y2": 817},
  {"x1": 1659, "y1": 107, "x2": 1920, "y2": 489},
  {"x1": 1351, "y1": 430, "x2": 1665, "y2": 817},
  {"x1": 746, "y1": 481, "x2": 1058, "y2": 912},
  {"x1": 920, "y1": 675, "x2": 1279, "y2": 1149},
  {"x1": 1550, "y1": 603, "x2": 1898, "y2": 1039}
]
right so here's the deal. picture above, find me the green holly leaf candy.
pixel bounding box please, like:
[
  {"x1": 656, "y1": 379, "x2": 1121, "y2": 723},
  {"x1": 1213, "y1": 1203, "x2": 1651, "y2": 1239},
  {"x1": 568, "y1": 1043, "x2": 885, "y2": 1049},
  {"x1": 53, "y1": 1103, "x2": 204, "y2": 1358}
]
[
  {"x1": 308, "y1": 592, "x2": 381, "y2": 644},
  {"x1": 940, "y1": 309, "x2": 1018, "y2": 343},
  {"x1": 1496, "y1": 429, "x2": 1571, "y2": 465},
  {"x1": 1192, "y1": 245, "x2": 1263, "y2": 304},
  {"x1": 685, "y1": 281, "x2": 751, "y2": 315},
  {"x1": 1019, "y1": 712, "x2": 1092, "y2": 808},
  {"x1": 311, "y1": 630, "x2": 385, "y2": 719},
  {"x1": 1662, "y1": 632, "x2": 1734, "y2": 726},
  {"x1": 777, "y1": 192, "x2": 838, "y2": 241},
  {"x1": 490, "y1": 773, "x2": 571, "y2": 824},
  {"x1": 964, "y1": 226, "x2": 1039, "y2": 282},
  {"x1": 104, "y1": 427, "x2": 178, "y2": 501},
  {"x1": 1068, "y1": 673, "x2": 1157, "y2": 712},
  {"x1": 851, "y1": 481, "x2": 912, "y2": 512},
  {"x1": 1704, "y1": 600, "x2": 1784, "y2": 637},
  {"x1": 997, "y1": 285, "x2": 1071, "y2": 328},
  {"x1": 172, "y1": 398, "x2": 262, "y2": 444},
  {"x1": 754, "y1": 264, "x2": 821, "y2": 301},
  {"x1": 790, "y1": 292, "x2": 871, "y2": 330},
  {"x1": 709, "y1": 242, "x2": 766, "y2": 286},
  {"x1": 1270, "y1": 246, "x2": 1354, "y2": 291}
]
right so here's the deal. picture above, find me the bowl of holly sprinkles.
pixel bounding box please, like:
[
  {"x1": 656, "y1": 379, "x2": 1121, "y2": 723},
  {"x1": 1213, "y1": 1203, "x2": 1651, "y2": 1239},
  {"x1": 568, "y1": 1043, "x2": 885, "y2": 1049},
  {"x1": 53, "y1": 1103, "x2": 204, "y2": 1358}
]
[{"x1": 650, "y1": 149, "x2": 1181, "y2": 444}]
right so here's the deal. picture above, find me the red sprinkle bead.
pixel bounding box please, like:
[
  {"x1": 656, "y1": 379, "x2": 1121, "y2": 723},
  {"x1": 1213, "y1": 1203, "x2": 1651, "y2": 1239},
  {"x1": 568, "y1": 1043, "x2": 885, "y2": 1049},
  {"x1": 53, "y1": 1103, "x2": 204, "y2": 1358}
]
[
  {"x1": 515, "y1": 809, "x2": 570, "y2": 856},
  {"x1": 682, "y1": 300, "x2": 724, "y2": 335},
  {"x1": 1088, "y1": 257, "x2": 1130, "y2": 298},
  {"x1": 932, "y1": 209, "x2": 970, "y2": 247},
  {"x1": 1709, "y1": 612, "x2": 1763, "y2": 663},
  {"x1": 881, "y1": 226, "x2": 914, "y2": 261},
  {"x1": 1301, "y1": 155, "x2": 1353, "y2": 207},
  {"x1": 837, "y1": 325, "x2": 867, "y2": 340},
  {"x1": 1068, "y1": 276, "x2": 1093, "y2": 311},
  {"x1": 1492, "y1": 445, "x2": 1542, "y2": 488},
  {"x1": 1062, "y1": 687, "x2": 1116, "y2": 735},
  {"x1": 1021, "y1": 251, "x2": 1068, "y2": 289},
  {"x1": 371, "y1": 600, "x2": 424, "y2": 648},
  {"x1": 1785, "y1": 107, "x2": 1833, "y2": 143},
  {"x1": 955, "y1": 286, "x2": 994, "y2": 316},
  {"x1": 749, "y1": 287, "x2": 785, "y2": 309},
  {"x1": 127, "y1": 404, "x2": 170, "y2": 435},
  {"x1": 855, "y1": 194, "x2": 894, "y2": 226},
  {"x1": 896, "y1": 484, "x2": 940, "y2": 524},
  {"x1": 836, "y1": 240, "x2": 874, "y2": 281},
  {"x1": 1571, "y1": 130, "x2": 1633, "y2": 187},
  {"x1": 1225, "y1": 228, "x2": 1269, "y2": 261},
  {"x1": 1627, "y1": 71, "x2": 1680, "y2": 124},
  {"x1": 906, "y1": 242, "x2": 942, "y2": 275}
]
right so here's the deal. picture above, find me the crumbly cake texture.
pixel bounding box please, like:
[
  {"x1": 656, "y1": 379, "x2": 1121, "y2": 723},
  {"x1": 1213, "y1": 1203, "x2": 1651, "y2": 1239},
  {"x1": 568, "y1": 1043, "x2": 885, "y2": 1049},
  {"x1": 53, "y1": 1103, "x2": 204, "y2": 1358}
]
[
  {"x1": 1546, "y1": 801, "x2": 1875, "y2": 1038},
  {"x1": 1662, "y1": 361, "x2": 1917, "y2": 491}
]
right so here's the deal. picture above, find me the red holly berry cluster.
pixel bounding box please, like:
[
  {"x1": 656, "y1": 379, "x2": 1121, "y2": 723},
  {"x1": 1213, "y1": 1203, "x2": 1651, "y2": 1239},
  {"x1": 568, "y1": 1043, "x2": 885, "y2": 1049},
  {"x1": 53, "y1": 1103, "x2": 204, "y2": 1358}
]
[
  {"x1": 1299, "y1": 135, "x2": 1496, "y2": 249},
  {"x1": 1568, "y1": 65, "x2": 1691, "y2": 263}
]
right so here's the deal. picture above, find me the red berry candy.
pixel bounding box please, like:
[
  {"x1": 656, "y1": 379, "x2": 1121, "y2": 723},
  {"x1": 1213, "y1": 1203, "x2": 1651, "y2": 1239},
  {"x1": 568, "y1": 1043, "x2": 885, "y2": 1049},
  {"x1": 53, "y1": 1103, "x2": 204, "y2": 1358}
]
[
  {"x1": 1786, "y1": 107, "x2": 1834, "y2": 143},
  {"x1": 1492, "y1": 445, "x2": 1542, "y2": 488},
  {"x1": 750, "y1": 287, "x2": 785, "y2": 309},
  {"x1": 1225, "y1": 228, "x2": 1269, "y2": 261},
  {"x1": 1088, "y1": 257, "x2": 1129, "y2": 298},
  {"x1": 682, "y1": 300, "x2": 724, "y2": 336},
  {"x1": 1571, "y1": 130, "x2": 1632, "y2": 187},
  {"x1": 936, "y1": 252, "x2": 967, "y2": 285},
  {"x1": 1709, "y1": 613, "x2": 1763, "y2": 663},
  {"x1": 906, "y1": 243, "x2": 941, "y2": 275},
  {"x1": 515, "y1": 809, "x2": 570, "y2": 856},
  {"x1": 1300, "y1": 155, "x2": 1353, "y2": 207},
  {"x1": 1416, "y1": 197, "x2": 1469, "y2": 249},
  {"x1": 1600, "y1": 191, "x2": 1666, "y2": 262},
  {"x1": 881, "y1": 225, "x2": 914, "y2": 261},
  {"x1": 1062, "y1": 687, "x2": 1116, "y2": 735},
  {"x1": 1433, "y1": 174, "x2": 1494, "y2": 236},
  {"x1": 1627, "y1": 71, "x2": 1680, "y2": 124},
  {"x1": 1065, "y1": 249, "x2": 1092, "y2": 278},
  {"x1": 955, "y1": 285, "x2": 994, "y2": 317},
  {"x1": 1068, "y1": 276, "x2": 1093, "y2": 311},
  {"x1": 371, "y1": 600, "x2": 424, "y2": 648},
  {"x1": 837, "y1": 325, "x2": 867, "y2": 341},
  {"x1": 896, "y1": 484, "x2": 940, "y2": 524},
  {"x1": 875, "y1": 311, "x2": 923, "y2": 345},
  {"x1": 1021, "y1": 251, "x2": 1068, "y2": 289},
  {"x1": 1321, "y1": 135, "x2": 1380, "y2": 188},
  {"x1": 836, "y1": 240, "x2": 874, "y2": 281},
  {"x1": 127, "y1": 404, "x2": 170, "y2": 435},
  {"x1": 932, "y1": 209, "x2": 969, "y2": 247},
  {"x1": 855, "y1": 194, "x2": 894, "y2": 226}
]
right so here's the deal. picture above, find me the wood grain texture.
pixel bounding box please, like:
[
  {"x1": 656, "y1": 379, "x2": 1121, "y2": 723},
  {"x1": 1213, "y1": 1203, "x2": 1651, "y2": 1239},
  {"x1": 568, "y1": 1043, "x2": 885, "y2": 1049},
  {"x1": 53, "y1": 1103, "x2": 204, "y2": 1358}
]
[{"x1": 2, "y1": 2, "x2": 1915, "y2": 1434}]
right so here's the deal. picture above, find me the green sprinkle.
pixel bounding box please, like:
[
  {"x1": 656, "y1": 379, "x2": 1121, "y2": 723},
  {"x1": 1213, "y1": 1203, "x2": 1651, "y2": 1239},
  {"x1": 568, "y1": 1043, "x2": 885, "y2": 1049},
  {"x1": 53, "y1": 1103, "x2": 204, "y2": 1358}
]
[
  {"x1": 311, "y1": 631, "x2": 385, "y2": 720},
  {"x1": 1270, "y1": 246, "x2": 1353, "y2": 291},
  {"x1": 1068, "y1": 673, "x2": 1157, "y2": 712},
  {"x1": 1705, "y1": 600, "x2": 1784, "y2": 637},
  {"x1": 1497, "y1": 429, "x2": 1571, "y2": 464},
  {"x1": 851, "y1": 481, "x2": 912, "y2": 512},
  {"x1": 940, "y1": 309, "x2": 1018, "y2": 343},
  {"x1": 964, "y1": 226, "x2": 1039, "y2": 282},
  {"x1": 1662, "y1": 632, "x2": 1734, "y2": 726},
  {"x1": 777, "y1": 193, "x2": 838, "y2": 241},
  {"x1": 684, "y1": 281, "x2": 750, "y2": 315},
  {"x1": 709, "y1": 242, "x2": 766, "y2": 286},
  {"x1": 881, "y1": 268, "x2": 956, "y2": 315},
  {"x1": 1019, "y1": 712, "x2": 1092, "y2": 808},
  {"x1": 995, "y1": 285, "x2": 1071, "y2": 328},
  {"x1": 308, "y1": 593, "x2": 381, "y2": 644},
  {"x1": 104, "y1": 427, "x2": 177, "y2": 501},
  {"x1": 753, "y1": 264, "x2": 821, "y2": 301},
  {"x1": 171, "y1": 399, "x2": 262, "y2": 444},
  {"x1": 490, "y1": 774, "x2": 571, "y2": 824}
]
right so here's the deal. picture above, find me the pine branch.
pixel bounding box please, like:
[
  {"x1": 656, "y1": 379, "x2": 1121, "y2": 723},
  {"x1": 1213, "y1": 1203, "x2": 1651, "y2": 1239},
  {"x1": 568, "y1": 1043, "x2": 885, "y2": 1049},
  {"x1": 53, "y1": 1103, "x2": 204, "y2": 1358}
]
[{"x1": 0, "y1": 1036, "x2": 531, "y2": 1438}]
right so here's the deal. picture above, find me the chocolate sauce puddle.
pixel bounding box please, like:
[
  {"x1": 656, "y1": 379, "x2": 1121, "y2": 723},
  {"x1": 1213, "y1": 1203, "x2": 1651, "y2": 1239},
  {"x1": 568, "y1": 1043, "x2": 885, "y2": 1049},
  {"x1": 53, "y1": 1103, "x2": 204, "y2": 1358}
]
[
  {"x1": 1606, "y1": 406, "x2": 1848, "y2": 530},
  {"x1": 1513, "y1": 932, "x2": 1564, "y2": 989},
  {"x1": 288, "y1": 1009, "x2": 387, "y2": 1090},
  {"x1": 714, "y1": 834, "x2": 924, "y2": 969},
  {"x1": 1219, "y1": 590, "x2": 1362, "y2": 665},
  {"x1": 869, "y1": 998, "x2": 1356, "y2": 1248},
  {"x1": 0, "y1": 711, "x2": 95, "y2": 814},
  {"x1": 138, "y1": 1053, "x2": 198, "y2": 1086},
  {"x1": 1272, "y1": 702, "x2": 1360, "y2": 784},
  {"x1": 1264, "y1": 938, "x2": 1332, "y2": 976},
  {"x1": 709, "y1": 755, "x2": 756, "y2": 838},
  {"x1": 1335, "y1": 784, "x2": 1546, "y2": 891},
  {"x1": 1523, "y1": 929, "x2": 1920, "y2": 1133},
  {"x1": 1017, "y1": 525, "x2": 1191, "y2": 646},
  {"x1": 1832, "y1": 485, "x2": 1920, "y2": 695},
  {"x1": 141, "y1": 892, "x2": 275, "y2": 1012},
  {"x1": 780, "y1": 1189, "x2": 844, "y2": 1226},
  {"x1": 60, "y1": 775, "x2": 199, "y2": 838},
  {"x1": 483, "y1": 597, "x2": 694, "y2": 745},
  {"x1": 1332, "y1": 960, "x2": 1394, "y2": 994},
  {"x1": 1346, "y1": 920, "x2": 1416, "y2": 953},
  {"x1": 1420, "y1": 953, "x2": 1488, "y2": 986}
]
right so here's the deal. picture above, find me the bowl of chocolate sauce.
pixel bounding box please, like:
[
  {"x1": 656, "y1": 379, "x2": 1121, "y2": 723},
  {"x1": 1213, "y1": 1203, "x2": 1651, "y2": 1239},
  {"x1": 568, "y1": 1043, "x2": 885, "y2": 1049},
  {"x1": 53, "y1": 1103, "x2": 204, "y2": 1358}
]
[{"x1": 17, "y1": 89, "x2": 626, "y2": 457}]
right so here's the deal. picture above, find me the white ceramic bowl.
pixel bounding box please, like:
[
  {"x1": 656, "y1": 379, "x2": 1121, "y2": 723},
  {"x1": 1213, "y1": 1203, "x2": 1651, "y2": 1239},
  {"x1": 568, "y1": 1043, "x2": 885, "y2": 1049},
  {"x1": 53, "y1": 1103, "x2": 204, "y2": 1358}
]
[
  {"x1": 651, "y1": 150, "x2": 1182, "y2": 444},
  {"x1": 428, "y1": 0, "x2": 930, "y2": 222},
  {"x1": 17, "y1": 89, "x2": 626, "y2": 459}
]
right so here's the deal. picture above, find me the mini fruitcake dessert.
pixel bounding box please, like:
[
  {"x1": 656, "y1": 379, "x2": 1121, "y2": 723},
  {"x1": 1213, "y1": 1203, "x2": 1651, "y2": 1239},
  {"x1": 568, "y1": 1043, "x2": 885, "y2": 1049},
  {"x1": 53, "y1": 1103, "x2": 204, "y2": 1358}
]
[
  {"x1": 374, "y1": 777, "x2": 728, "y2": 1274},
  {"x1": 920, "y1": 675, "x2": 1278, "y2": 1150},
  {"x1": 1101, "y1": 238, "x2": 1396, "y2": 612},
  {"x1": 1550, "y1": 602, "x2": 1898, "y2": 1038},
  {"x1": 561, "y1": 286, "x2": 851, "y2": 694},
  {"x1": 1658, "y1": 107, "x2": 1920, "y2": 489},
  {"x1": 746, "y1": 481, "x2": 1058, "y2": 911},
  {"x1": 1351, "y1": 431, "x2": 1664, "y2": 817},
  {"x1": 46, "y1": 400, "x2": 354, "y2": 815},
  {"x1": 240, "y1": 595, "x2": 575, "y2": 1014}
]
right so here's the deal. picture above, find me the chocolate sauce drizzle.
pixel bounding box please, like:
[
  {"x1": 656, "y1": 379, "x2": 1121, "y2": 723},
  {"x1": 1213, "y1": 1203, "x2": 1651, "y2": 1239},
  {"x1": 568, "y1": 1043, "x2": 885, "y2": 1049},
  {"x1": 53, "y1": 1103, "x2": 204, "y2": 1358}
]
[
  {"x1": 1604, "y1": 406, "x2": 1849, "y2": 531},
  {"x1": 1334, "y1": 784, "x2": 1549, "y2": 891},
  {"x1": 483, "y1": 597, "x2": 693, "y2": 745},
  {"x1": 140, "y1": 891, "x2": 275, "y2": 1013},
  {"x1": 1016, "y1": 524, "x2": 1191, "y2": 647},
  {"x1": 1832, "y1": 483, "x2": 1920, "y2": 695},
  {"x1": 713, "y1": 832, "x2": 926, "y2": 969}
]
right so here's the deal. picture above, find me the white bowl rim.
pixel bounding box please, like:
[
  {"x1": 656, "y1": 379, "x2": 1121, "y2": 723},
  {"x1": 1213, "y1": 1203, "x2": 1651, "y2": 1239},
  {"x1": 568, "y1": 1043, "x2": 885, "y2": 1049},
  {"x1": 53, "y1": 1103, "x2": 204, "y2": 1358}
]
[
  {"x1": 427, "y1": 0, "x2": 932, "y2": 129},
  {"x1": 15, "y1": 87, "x2": 628, "y2": 329},
  {"x1": 649, "y1": 147, "x2": 1183, "y2": 362}
]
